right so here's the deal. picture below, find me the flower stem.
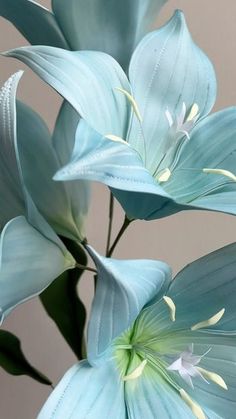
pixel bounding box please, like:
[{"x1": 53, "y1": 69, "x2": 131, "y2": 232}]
[
  {"x1": 107, "y1": 216, "x2": 132, "y2": 257},
  {"x1": 106, "y1": 192, "x2": 114, "y2": 256},
  {"x1": 75, "y1": 263, "x2": 97, "y2": 274}
]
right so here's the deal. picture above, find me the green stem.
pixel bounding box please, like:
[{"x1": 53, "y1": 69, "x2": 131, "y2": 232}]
[
  {"x1": 75, "y1": 263, "x2": 97, "y2": 274},
  {"x1": 106, "y1": 193, "x2": 114, "y2": 256},
  {"x1": 107, "y1": 216, "x2": 132, "y2": 257}
]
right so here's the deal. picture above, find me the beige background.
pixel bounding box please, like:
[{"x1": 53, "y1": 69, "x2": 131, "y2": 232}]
[{"x1": 0, "y1": 1, "x2": 236, "y2": 418}]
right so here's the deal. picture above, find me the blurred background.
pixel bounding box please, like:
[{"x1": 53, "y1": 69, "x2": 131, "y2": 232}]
[{"x1": 0, "y1": 1, "x2": 236, "y2": 417}]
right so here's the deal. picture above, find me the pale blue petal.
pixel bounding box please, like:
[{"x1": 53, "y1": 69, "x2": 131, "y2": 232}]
[
  {"x1": 55, "y1": 120, "x2": 172, "y2": 199},
  {"x1": 165, "y1": 108, "x2": 236, "y2": 209},
  {"x1": 52, "y1": 0, "x2": 167, "y2": 69},
  {"x1": 0, "y1": 72, "x2": 25, "y2": 229},
  {"x1": 17, "y1": 100, "x2": 86, "y2": 241},
  {"x1": 0, "y1": 216, "x2": 74, "y2": 323},
  {"x1": 125, "y1": 367, "x2": 194, "y2": 418},
  {"x1": 5, "y1": 47, "x2": 131, "y2": 137},
  {"x1": 85, "y1": 246, "x2": 171, "y2": 365},
  {"x1": 141, "y1": 243, "x2": 236, "y2": 334},
  {"x1": 38, "y1": 360, "x2": 126, "y2": 419},
  {"x1": 128, "y1": 10, "x2": 217, "y2": 173},
  {"x1": 0, "y1": 0, "x2": 68, "y2": 48}
]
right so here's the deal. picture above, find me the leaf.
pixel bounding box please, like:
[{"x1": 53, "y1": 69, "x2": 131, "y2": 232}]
[
  {"x1": 0, "y1": 329, "x2": 51, "y2": 385},
  {"x1": 40, "y1": 240, "x2": 87, "y2": 359}
]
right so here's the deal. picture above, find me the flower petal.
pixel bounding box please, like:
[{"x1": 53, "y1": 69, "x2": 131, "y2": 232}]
[
  {"x1": 128, "y1": 10, "x2": 216, "y2": 173},
  {"x1": 86, "y1": 246, "x2": 171, "y2": 365},
  {"x1": 0, "y1": 0, "x2": 68, "y2": 48},
  {"x1": 52, "y1": 0, "x2": 167, "y2": 69},
  {"x1": 5, "y1": 47, "x2": 131, "y2": 138},
  {"x1": 0, "y1": 216, "x2": 74, "y2": 323},
  {"x1": 38, "y1": 360, "x2": 126, "y2": 419},
  {"x1": 125, "y1": 366, "x2": 194, "y2": 418},
  {"x1": 165, "y1": 108, "x2": 236, "y2": 211},
  {"x1": 0, "y1": 72, "x2": 26, "y2": 228},
  {"x1": 16, "y1": 100, "x2": 85, "y2": 241},
  {"x1": 55, "y1": 120, "x2": 171, "y2": 198}
]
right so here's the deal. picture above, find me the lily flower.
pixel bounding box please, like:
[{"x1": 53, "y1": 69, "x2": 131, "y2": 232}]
[
  {"x1": 0, "y1": 0, "x2": 168, "y2": 70},
  {"x1": 16, "y1": 99, "x2": 90, "y2": 241},
  {"x1": 7, "y1": 11, "x2": 236, "y2": 221},
  {"x1": 0, "y1": 71, "x2": 75, "y2": 323},
  {"x1": 38, "y1": 243, "x2": 236, "y2": 418}
]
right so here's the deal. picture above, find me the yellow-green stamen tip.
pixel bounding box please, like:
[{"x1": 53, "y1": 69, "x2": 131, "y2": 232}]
[
  {"x1": 203, "y1": 168, "x2": 236, "y2": 182},
  {"x1": 123, "y1": 359, "x2": 147, "y2": 381},
  {"x1": 163, "y1": 296, "x2": 176, "y2": 321},
  {"x1": 105, "y1": 134, "x2": 128, "y2": 145},
  {"x1": 191, "y1": 308, "x2": 225, "y2": 331},
  {"x1": 180, "y1": 389, "x2": 206, "y2": 419},
  {"x1": 197, "y1": 367, "x2": 228, "y2": 390},
  {"x1": 115, "y1": 87, "x2": 142, "y2": 122},
  {"x1": 157, "y1": 168, "x2": 171, "y2": 183},
  {"x1": 186, "y1": 103, "x2": 199, "y2": 121}
]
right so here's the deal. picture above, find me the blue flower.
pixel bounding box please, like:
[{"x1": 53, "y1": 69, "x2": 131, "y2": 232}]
[
  {"x1": 0, "y1": 0, "x2": 168, "y2": 69},
  {"x1": 38, "y1": 243, "x2": 236, "y2": 418},
  {"x1": 17, "y1": 100, "x2": 90, "y2": 241},
  {"x1": 7, "y1": 11, "x2": 236, "y2": 221},
  {"x1": 0, "y1": 72, "x2": 75, "y2": 323}
]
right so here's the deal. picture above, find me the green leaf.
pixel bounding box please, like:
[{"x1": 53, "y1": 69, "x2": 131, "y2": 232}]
[
  {"x1": 0, "y1": 330, "x2": 51, "y2": 385},
  {"x1": 40, "y1": 240, "x2": 87, "y2": 359}
]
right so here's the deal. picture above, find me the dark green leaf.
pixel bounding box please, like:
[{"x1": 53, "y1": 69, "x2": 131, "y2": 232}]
[
  {"x1": 0, "y1": 330, "x2": 51, "y2": 385},
  {"x1": 40, "y1": 240, "x2": 87, "y2": 359}
]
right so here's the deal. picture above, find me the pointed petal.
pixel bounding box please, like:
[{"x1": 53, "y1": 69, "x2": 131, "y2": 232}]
[
  {"x1": 0, "y1": 216, "x2": 74, "y2": 323},
  {"x1": 5, "y1": 47, "x2": 131, "y2": 138},
  {"x1": 125, "y1": 367, "x2": 194, "y2": 418},
  {"x1": 0, "y1": 0, "x2": 68, "y2": 48},
  {"x1": 0, "y1": 72, "x2": 26, "y2": 229},
  {"x1": 52, "y1": 102, "x2": 90, "y2": 240},
  {"x1": 17, "y1": 100, "x2": 86, "y2": 241},
  {"x1": 128, "y1": 10, "x2": 216, "y2": 173},
  {"x1": 38, "y1": 360, "x2": 126, "y2": 419},
  {"x1": 167, "y1": 243, "x2": 236, "y2": 332},
  {"x1": 52, "y1": 0, "x2": 167, "y2": 69},
  {"x1": 55, "y1": 120, "x2": 171, "y2": 199},
  {"x1": 85, "y1": 246, "x2": 171, "y2": 365},
  {"x1": 165, "y1": 107, "x2": 236, "y2": 213}
]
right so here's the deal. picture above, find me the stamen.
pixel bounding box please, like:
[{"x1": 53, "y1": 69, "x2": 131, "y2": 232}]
[
  {"x1": 115, "y1": 87, "x2": 142, "y2": 122},
  {"x1": 157, "y1": 168, "x2": 172, "y2": 183},
  {"x1": 123, "y1": 359, "x2": 147, "y2": 381},
  {"x1": 163, "y1": 296, "x2": 176, "y2": 321},
  {"x1": 197, "y1": 367, "x2": 228, "y2": 390},
  {"x1": 203, "y1": 168, "x2": 236, "y2": 182},
  {"x1": 105, "y1": 134, "x2": 128, "y2": 145},
  {"x1": 180, "y1": 389, "x2": 206, "y2": 419},
  {"x1": 187, "y1": 104, "x2": 199, "y2": 121},
  {"x1": 191, "y1": 308, "x2": 225, "y2": 331}
]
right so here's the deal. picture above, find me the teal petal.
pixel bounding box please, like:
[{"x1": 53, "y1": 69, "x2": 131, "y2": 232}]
[
  {"x1": 0, "y1": 0, "x2": 68, "y2": 48},
  {"x1": 165, "y1": 108, "x2": 236, "y2": 207},
  {"x1": 55, "y1": 120, "x2": 171, "y2": 197},
  {"x1": 0, "y1": 216, "x2": 74, "y2": 323},
  {"x1": 128, "y1": 10, "x2": 217, "y2": 172},
  {"x1": 38, "y1": 360, "x2": 126, "y2": 419},
  {"x1": 125, "y1": 367, "x2": 194, "y2": 418},
  {"x1": 0, "y1": 72, "x2": 25, "y2": 229},
  {"x1": 52, "y1": 0, "x2": 168, "y2": 69},
  {"x1": 190, "y1": 336, "x2": 236, "y2": 418},
  {"x1": 52, "y1": 102, "x2": 90, "y2": 239},
  {"x1": 138, "y1": 243, "x2": 236, "y2": 335},
  {"x1": 5, "y1": 47, "x2": 131, "y2": 137},
  {"x1": 17, "y1": 100, "x2": 86, "y2": 241},
  {"x1": 86, "y1": 246, "x2": 171, "y2": 365}
]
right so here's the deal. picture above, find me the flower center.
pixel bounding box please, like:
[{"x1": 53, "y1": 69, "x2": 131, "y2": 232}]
[{"x1": 113, "y1": 299, "x2": 227, "y2": 419}]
